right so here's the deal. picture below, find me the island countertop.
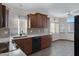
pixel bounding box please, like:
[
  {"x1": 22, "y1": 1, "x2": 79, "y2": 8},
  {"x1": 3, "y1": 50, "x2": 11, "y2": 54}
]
[{"x1": 11, "y1": 33, "x2": 52, "y2": 40}]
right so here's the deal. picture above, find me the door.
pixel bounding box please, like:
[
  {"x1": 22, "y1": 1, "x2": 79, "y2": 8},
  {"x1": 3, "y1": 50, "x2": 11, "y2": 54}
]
[{"x1": 75, "y1": 16, "x2": 79, "y2": 56}]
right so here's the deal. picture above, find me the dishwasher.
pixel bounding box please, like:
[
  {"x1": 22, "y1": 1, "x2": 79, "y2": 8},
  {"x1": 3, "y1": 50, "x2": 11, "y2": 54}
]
[{"x1": 32, "y1": 36, "x2": 41, "y2": 53}]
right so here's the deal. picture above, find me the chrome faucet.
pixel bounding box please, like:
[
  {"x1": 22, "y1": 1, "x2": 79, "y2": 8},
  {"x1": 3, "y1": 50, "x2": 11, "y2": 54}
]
[{"x1": 20, "y1": 30, "x2": 23, "y2": 36}]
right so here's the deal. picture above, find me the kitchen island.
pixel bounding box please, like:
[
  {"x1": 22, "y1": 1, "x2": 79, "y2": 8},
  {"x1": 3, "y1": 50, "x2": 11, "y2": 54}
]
[{"x1": 12, "y1": 33, "x2": 52, "y2": 55}]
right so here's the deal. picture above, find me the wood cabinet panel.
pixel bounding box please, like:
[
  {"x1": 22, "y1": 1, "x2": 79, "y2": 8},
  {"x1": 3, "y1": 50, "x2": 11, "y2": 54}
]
[
  {"x1": 36, "y1": 14, "x2": 43, "y2": 28},
  {"x1": 14, "y1": 39, "x2": 24, "y2": 49},
  {"x1": 0, "y1": 4, "x2": 7, "y2": 28},
  {"x1": 42, "y1": 15, "x2": 47, "y2": 27},
  {"x1": 31, "y1": 15, "x2": 37, "y2": 28},
  {"x1": 14, "y1": 38, "x2": 32, "y2": 55},
  {"x1": 2, "y1": 5, "x2": 6, "y2": 27},
  {"x1": 41, "y1": 35, "x2": 52, "y2": 49},
  {"x1": 27, "y1": 13, "x2": 49, "y2": 28},
  {"x1": 0, "y1": 3, "x2": 2, "y2": 28},
  {"x1": 22, "y1": 38, "x2": 32, "y2": 55}
]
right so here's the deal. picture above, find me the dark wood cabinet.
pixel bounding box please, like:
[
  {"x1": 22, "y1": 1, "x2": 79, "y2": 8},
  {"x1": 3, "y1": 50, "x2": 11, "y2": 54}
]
[
  {"x1": 0, "y1": 3, "x2": 2, "y2": 28},
  {"x1": 13, "y1": 35, "x2": 52, "y2": 55},
  {"x1": 2, "y1": 5, "x2": 6, "y2": 27},
  {"x1": 0, "y1": 4, "x2": 7, "y2": 28},
  {"x1": 31, "y1": 15, "x2": 37, "y2": 28},
  {"x1": 41, "y1": 35, "x2": 52, "y2": 49},
  {"x1": 27, "y1": 13, "x2": 49, "y2": 28},
  {"x1": 22, "y1": 38, "x2": 32, "y2": 55},
  {"x1": 14, "y1": 38, "x2": 32, "y2": 55}
]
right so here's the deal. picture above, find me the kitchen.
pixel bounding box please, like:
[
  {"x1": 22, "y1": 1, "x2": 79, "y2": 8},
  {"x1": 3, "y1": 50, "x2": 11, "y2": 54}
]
[{"x1": 0, "y1": 3, "x2": 74, "y2": 56}]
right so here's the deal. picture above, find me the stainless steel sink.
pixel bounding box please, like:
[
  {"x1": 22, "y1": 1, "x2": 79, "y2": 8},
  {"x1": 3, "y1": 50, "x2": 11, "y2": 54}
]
[{"x1": 13, "y1": 35, "x2": 28, "y2": 38}]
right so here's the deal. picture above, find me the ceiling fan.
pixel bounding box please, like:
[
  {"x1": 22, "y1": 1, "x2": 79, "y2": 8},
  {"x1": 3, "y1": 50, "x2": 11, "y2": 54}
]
[
  {"x1": 64, "y1": 9, "x2": 79, "y2": 17},
  {"x1": 64, "y1": 10, "x2": 73, "y2": 17}
]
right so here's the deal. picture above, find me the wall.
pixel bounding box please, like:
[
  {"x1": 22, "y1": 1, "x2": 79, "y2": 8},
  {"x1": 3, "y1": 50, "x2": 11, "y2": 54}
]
[
  {"x1": 4, "y1": 5, "x2": 27, "y2": 36},
  {"x1": 8, "y1": 8, "x2": 19, "y2": 35}
]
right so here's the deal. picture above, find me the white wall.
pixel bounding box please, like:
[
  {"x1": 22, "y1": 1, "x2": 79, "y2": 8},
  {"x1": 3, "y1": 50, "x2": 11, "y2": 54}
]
[
  {"x1": 5, "y1": 5, "x2": 27, "y2": 36},
  {"x1": 8, "y1": 7, "x2": 19, "y2": 35}
]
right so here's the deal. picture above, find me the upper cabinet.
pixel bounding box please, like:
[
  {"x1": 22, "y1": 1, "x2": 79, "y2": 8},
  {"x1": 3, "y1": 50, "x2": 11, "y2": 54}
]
[
  {"x1": 0, "y1": 3, "x2": 2, "y2": 28},
  {"x1": 2, "y1": 5, "x2": 6, "y2": 27},
  {"x1": 0, "y1": 4, "x2": 8, "y2": 28},
  {"x1": 27, "y1": 13, "x2": 50, "y2": 28}
]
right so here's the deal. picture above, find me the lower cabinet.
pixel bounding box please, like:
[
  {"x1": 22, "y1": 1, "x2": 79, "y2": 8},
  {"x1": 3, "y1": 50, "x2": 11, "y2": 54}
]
[
  {"x1": 14, "y1": 38, "x2": 32, "y2": 55},
  {"x1": 13, "y1": 35, "x2": 52, "y2": 55},
  {"x1": 41, "y1": 35, "x2": 52, "y2": 49}
]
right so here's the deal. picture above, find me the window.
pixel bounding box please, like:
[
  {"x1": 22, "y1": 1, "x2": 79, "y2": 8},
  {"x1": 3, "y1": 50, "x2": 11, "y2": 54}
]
[
  {"x1": 67, "y1": 16, "x2": 74, "y2": 33},
  {"x1": 67, "y1": 16, "x2": 74, "y2": 22},
  {"x1": 59, "y1": 24, "x2": 65, "y2": 32},
  {"x1": 50, "y1": 19, "x2": 59, "y2": 33},
  {"x1": 19, "y1": 16, "x2": 27, "y2": 35}
]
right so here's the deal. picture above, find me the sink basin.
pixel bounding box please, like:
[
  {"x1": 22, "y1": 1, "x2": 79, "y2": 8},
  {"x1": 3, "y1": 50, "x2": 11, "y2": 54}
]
[{"x1": 13, "y1": 36, "x2": 28, "y2": 38}]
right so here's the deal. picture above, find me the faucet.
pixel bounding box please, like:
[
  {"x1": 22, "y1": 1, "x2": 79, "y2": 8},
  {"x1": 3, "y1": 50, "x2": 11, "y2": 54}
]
[{"x1": 20, "y1": 30, "x2": 23, "y2": 36}]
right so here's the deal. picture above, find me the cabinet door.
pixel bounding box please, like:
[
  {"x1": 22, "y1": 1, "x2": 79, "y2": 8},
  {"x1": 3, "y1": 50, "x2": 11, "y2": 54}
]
[
  {"x1": 2, "y1": 5, "x2": 6, "y2": 27},
  {"x1": 22, "y1": 38, "x2": 32, "y2": 55},
  {"x1": 0, "y1": 3, "x2": 2, "y2": 27},
  {"x1": 41, "y1": 35, "x2": 52, "y2": 49},
  {"x1": 27, "y1": 13, "x2": 49, "y2": 28},
  {"x1": 37, "y1": 14, "x2": 43, "y2": 28},
  {"x1": 14, "y1": 39, "x2": 24, "y2": 49},
  {"x1": 14, "y1": 38, "x2": 32, "y2": 55},
  {"x1": 30, "y1": 15, "x2": 37, "y2": 28},
  {"x1": 42, "y1": 15, "x2": 49, "y2": 28}
]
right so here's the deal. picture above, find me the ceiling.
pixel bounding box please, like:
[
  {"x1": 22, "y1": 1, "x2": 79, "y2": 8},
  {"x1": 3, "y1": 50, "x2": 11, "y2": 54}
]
[{"x1": 3, "y1": 3, "x2": 79, "y2": 17}]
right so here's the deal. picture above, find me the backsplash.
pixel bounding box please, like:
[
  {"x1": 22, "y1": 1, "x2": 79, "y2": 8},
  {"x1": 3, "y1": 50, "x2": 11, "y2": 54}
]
[{"x1": 27, "y1": 28, "x2": 50, "y2": 35}]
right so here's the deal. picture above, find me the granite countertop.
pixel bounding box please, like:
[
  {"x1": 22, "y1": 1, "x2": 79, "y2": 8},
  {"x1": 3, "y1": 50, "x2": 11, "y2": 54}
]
[
  {"x1": 11, "y1": 33, "x2": 52, "y2": 40},
  {"x1": 0, "y1": 33, "x2": 52, "y2": 42},
  {"x1": 0, "y1": 37, "x2": 10, "y2": 43}
]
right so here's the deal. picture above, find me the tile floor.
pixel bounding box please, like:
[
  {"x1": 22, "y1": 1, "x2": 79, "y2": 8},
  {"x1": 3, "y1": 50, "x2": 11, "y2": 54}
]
[
  {"x1": 0, "y1": 40, "x2": 74, "y2": 56},
  {"x1": 30, "y1": 40, "x2": 74, "y2": 56}
]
